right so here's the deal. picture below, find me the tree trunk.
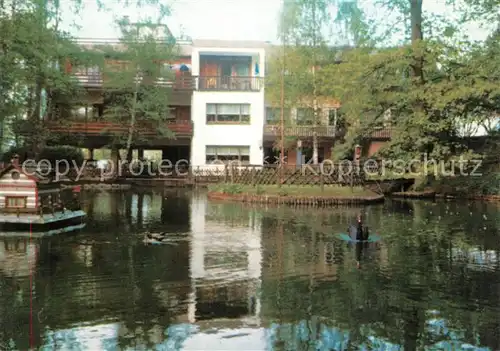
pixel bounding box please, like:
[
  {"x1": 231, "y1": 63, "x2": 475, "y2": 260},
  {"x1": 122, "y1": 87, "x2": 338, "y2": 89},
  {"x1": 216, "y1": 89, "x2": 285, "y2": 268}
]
[
  {"x1": 125, "y1": 79, "x2": 139, "y2": 162},
  {"x1": 311, "y1": 0, "x2": 319, "y2": 165},
  {"x1": 410, "y1": 0, "x2": 424, "y2": 79}
]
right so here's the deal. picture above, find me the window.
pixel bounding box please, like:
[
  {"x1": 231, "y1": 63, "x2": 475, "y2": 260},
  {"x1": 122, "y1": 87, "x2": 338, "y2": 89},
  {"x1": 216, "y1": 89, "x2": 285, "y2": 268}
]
[
  {"x1": 266, "y1": 107, "x2": 290, "y2": 124},
  {"x1": 296, "y1": 108, "x2": 314, "y2": 125},
  {"x1": 206, "y1": 104, "x2": 250, "y2": 123},
  {"x1": 328, "y1": 109, "x2": 346, "y2": 129},
  {"x1": 6, "y1": 196, "x2": 27, "y2": 208},
  {"x1": 205, "y1": 146, "x2": 250, "y2": 164}
]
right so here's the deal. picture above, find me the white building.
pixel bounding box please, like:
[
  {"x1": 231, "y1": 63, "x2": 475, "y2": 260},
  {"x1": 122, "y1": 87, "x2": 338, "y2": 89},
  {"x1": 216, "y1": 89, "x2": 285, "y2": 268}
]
[{"x1": 189, "y1": 40, "x2": 267, "y2": 168}]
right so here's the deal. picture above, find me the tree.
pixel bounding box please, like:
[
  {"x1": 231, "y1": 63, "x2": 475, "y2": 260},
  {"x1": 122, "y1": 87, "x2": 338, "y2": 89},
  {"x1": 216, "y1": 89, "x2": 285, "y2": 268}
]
[
  {"x1": 0, "y1": 0, "x2": 174, "y2": 157},
  {"x1": 98, "y1": 16, "x2": 178, "y2": 162},
  {"x1": 273, "y1": 0, "x2": 334, "y2": 164},
  {"x1": 317, "y1": 0, "x2": 500, "y2": 164}
]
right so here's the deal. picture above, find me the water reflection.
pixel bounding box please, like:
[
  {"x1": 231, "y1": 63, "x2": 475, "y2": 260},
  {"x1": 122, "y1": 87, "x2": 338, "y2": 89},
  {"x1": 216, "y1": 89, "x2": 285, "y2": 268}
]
[{"x1": 0, "y1": 192, "x2": 499, "y2": 350}]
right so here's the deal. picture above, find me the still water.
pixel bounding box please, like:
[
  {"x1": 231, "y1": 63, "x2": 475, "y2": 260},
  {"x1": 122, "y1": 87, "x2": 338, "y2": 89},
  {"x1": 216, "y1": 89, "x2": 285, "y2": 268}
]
[{"x1": 1, "y1": 189, "x2": 500, "y2": 350}]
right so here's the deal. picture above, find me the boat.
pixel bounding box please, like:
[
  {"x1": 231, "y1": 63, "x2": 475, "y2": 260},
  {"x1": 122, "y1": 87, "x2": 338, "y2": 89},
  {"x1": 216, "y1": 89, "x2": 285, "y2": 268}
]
[{"x1": 0, "y1": 156, "x2": 87, "y2": 233}]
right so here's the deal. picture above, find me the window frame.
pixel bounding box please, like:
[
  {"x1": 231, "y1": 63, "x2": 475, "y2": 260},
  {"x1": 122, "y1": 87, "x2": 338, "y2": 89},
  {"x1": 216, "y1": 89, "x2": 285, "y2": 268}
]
[
  {"x1": 265, "y1": 107, "x2": 291, "y2": 124},
  {"x1": 205, "y1": 145, "x2": 250, "y2": 165},
  {"x1": 296, "y1": 108, "x2": 314, "y2": 125},
  {"x1": 206, "y1": 103, "x2": 251, "y2": 124},
  {"x1": 5, "y1": 196, "x2": 27, "y2": 209}
]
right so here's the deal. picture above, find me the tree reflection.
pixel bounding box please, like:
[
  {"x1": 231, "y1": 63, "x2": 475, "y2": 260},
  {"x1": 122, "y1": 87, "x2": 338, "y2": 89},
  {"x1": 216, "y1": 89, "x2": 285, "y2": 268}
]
[
  {"x1": 1, "y1": 192, "x2": 499, "y2": 350},
  {"x1": 257, "y1": 200, "x2": 500, "y2": 349}
]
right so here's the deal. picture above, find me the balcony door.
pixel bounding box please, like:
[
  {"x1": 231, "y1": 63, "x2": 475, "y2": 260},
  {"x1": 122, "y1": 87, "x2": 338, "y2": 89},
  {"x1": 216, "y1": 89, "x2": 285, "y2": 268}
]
[
  {"x1": 233, "y1": 63, "x2": 249, "y2": 77},
  {"x1": 220, "y1": 62, "x2": 232, "y2": 76}
]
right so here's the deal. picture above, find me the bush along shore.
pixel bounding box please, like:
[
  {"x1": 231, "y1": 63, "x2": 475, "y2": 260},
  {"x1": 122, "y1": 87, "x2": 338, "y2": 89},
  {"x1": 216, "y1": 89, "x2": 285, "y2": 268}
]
[
  {"x1": 207, "y1": 184, "x2": 384, "y2": 206},
  {"x1": 385, "y1": 168, "x2": 500, "y2": 201}
]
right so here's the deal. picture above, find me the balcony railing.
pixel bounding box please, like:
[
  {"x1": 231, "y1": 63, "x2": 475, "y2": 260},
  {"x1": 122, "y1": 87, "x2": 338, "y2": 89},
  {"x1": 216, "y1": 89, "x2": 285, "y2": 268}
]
[
  {"x1": 45, "y1": 119, "x2": 193, "y2": 136},
  {"x1": 197, "y1": 76, "x2": 262, "y2": 92},
  {"x1": 264, "y1": 124, "x2": 341, "y2": 138},
  {"x1": 72, "y1": 72, "x2": 195, "y2": 91},
  {"x1": 369, "y1": 127, "x2": 393, "y2": 139}
]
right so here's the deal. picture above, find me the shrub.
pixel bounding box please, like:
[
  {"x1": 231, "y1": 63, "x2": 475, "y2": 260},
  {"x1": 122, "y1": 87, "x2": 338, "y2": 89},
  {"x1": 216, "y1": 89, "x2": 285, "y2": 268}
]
[
  {"x1": 208, "y1": 183, "x2": 244, "y2": 195},
  {"x1": 1, "y1": 145, "x2": 84, "y2": 167},
  {"x1": 223, "y1": 184, "x2": 243, "y2": 194},
  {"x1": 40, "y1": 146, "x2": 84, "y2": 166},
  {"x1": 1, "y1": 146, "x2": 33, "y2": 163}
]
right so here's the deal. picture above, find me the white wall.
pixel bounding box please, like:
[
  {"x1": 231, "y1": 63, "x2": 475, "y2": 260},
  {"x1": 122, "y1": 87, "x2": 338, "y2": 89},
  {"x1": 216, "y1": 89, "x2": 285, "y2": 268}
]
[
  {"x1": 191, "y1": 92, "x2": 265, "y2": 166},
  {"x1": 190, "y1": 46, "x2": 266, "y2": 168}
]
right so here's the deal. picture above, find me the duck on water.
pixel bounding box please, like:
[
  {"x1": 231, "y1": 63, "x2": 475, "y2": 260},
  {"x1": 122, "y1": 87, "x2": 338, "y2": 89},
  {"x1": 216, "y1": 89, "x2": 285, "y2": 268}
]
[
  {"x1": 143, "y1": 232, "x2": 170, "y2": 244},
  {"x1": 143, "y1": 232, "x2": 188, "y2": 245}
]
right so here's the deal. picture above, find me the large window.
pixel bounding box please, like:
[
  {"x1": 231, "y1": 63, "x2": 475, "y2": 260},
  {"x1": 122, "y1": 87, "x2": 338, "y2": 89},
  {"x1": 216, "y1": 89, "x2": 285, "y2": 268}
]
[
  {"x1": 205, "y1": 146, "x2": 250, "y2": 164},
  {"x1": 296, "y1": 108, "x2": 314, "y2": 125},
  {"x1": 265, "y1": 107, "x2": 290, "y2": 124},
  {"x1": 206, "y1": 104, "x2": 250, "y2": 124},
  {"x1": 6, "y1": 196, "x2": 27, "y2": 208}
]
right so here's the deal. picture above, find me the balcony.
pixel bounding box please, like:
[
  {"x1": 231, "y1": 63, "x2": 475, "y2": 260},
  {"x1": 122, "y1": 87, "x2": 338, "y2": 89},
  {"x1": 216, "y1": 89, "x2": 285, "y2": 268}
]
[
  {"x1": 263, "y1": 124, "x2": 341, "y2": 138},
  {"x1": 369, "y1": 127, "x2": 393, "y2": 139},
  {"x1": 197, "y1": 76, "x2": 262, "y2": 92},
  {"x1": 45, "y1": 120, "x2": 193, "y2": 137},
  {"x1": 72, "y1": 72, "x2": 195, "y2": 91}
]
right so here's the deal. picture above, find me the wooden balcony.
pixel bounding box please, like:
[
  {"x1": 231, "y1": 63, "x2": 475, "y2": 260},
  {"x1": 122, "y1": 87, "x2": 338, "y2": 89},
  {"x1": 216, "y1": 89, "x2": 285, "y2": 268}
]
[
  {"x1": 72, "y1": 72, "x2": 195, "y2": 91},
  {"x1": 369, "y1": 127, "x2": 393, "y2": 139},
  {"x1": 197, "y1": 76, "x2": 262, "y2": 92},
  {"x1": 263, "y1": 124, "x2": 341, "y2": 138},
  {"x1": 45, "y1": 119, "x2": 193, "y2": 137}
]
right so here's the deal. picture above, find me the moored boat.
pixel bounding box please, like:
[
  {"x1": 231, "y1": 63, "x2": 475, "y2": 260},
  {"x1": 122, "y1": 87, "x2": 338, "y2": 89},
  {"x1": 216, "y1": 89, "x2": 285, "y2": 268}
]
[{"x1": 0, "y1": 156, "x2": 86, "y2": 233}]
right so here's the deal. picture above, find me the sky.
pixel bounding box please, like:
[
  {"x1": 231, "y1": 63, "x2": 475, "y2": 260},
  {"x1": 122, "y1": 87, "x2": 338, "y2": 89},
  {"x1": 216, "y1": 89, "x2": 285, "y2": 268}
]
[{"x1": 62, "y1": 0, "x2": 491, "y2": 43}]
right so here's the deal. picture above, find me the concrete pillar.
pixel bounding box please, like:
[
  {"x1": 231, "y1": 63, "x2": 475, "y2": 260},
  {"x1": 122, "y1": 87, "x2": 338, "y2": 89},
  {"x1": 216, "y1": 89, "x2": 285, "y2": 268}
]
[
  {"x1": 88, "y1": 148, "x2": 94, "y2": 160},
  {"x1": 138, "y1": 148, "x2": 144, "y2": 159}
]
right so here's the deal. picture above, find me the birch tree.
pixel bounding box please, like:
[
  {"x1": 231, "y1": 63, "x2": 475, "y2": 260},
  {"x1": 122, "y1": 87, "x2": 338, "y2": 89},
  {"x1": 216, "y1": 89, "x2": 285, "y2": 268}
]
[
  {"x1": 101, "y1": 16, "x2": 177, "y2": 162},
  {"x1": 277, "y1": 0, "x2": 332, "y2": 164}
]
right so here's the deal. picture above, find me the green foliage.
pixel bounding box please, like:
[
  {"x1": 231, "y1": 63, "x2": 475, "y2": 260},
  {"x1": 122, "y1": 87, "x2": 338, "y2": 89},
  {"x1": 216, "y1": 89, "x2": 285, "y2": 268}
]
[
  {"x1": 99, "y1": 15, "x2": 178, "y2": 157},
  {"x1": 320, "y1": 38, "x2": 499, "y2": 161},
  {"x1": 271, "y1": 0, "x2": 499, "y2": 165},
  {"x1": 0, "y1": 0, "x2": 173, "y2": 155},
  {"x1": 39, "y1": 145, "x2": 84, "y2": 166},
  {"x1": 208, "y1": 184, "x2": 244, "y2": 195},
  {"x1": 2, "y1": 145, "x2": 83, "y2": 165},
  {"x1": 432, "y1": 172, "x2": 500, "y2": 196}
]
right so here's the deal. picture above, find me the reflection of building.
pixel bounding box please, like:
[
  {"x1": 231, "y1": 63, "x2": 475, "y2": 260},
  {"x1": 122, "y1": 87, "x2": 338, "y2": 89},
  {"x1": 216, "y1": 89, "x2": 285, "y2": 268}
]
[
  {"x1": 187, "y1": 192, "x2": 262, "y2": 326},
  {"x1": 0, "y1": 239, "x2": 37, "y2": 277}
]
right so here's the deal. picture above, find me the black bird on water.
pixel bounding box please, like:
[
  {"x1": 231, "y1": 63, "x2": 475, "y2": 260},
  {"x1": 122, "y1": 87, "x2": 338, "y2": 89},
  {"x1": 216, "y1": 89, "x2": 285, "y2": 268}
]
[{"x1": 348, "y1": 214, "x2": 370, "y2": 242}]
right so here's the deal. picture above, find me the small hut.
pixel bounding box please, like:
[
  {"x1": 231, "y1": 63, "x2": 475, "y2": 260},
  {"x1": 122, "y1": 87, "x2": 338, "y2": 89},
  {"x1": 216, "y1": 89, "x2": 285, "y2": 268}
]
[{"x1": 0, "y1": 155, "x2": 85, "y2": 227}]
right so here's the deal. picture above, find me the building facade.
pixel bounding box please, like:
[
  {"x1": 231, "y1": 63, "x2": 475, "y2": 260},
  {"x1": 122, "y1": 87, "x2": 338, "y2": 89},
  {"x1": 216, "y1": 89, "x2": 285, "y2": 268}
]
[
  {"x1": 189, "y1": 40, "x2": 266, "y2": 167},
  {"x1": 49, "y1": 38, "x2": 382, "y2": 167}
]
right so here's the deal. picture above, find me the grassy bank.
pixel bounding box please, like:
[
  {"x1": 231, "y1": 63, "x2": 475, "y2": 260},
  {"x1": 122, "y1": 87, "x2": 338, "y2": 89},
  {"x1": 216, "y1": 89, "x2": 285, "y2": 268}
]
[{"x1": 208, "y1": 184, "x2": 378, "y2": 197}]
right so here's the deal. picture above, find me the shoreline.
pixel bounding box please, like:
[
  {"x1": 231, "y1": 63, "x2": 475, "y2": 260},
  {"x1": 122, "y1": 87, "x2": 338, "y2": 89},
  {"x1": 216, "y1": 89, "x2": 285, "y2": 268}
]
[
  {"x1": 207, "y1": 191, "x2": 385, "y2": 206},
  {"x1": 59, "y1": 179, "x2": 500, "y2": 203}
]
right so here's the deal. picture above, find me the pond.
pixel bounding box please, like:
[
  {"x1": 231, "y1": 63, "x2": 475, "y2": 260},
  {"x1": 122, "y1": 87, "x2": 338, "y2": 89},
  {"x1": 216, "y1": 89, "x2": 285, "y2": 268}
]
[{"x1": 1, "y1": 189, "x2": 499, "y2": 350}]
